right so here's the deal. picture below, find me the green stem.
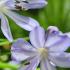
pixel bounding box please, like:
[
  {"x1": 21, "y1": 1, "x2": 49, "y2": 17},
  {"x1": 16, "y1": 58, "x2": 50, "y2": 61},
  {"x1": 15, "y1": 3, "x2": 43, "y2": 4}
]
[
  {"x1": 37, "y1": 68, "x2": 40, "y2": 70},
  {"x1": 0, "y1": 62, "x2": 18, "y2": 69}
]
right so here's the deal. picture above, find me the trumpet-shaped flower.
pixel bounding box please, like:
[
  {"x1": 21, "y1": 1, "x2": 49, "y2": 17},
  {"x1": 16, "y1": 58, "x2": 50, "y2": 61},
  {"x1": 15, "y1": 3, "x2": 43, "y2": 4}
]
[
  {"x1": 16, "y1": 0, "x2": 47, "y2": 10},
  {"x1": 11, "y1": 26, "x2": 70, "y2": 70},
  {"x1": 0, "y1": 0, "x2": 39, "y2": 42}
]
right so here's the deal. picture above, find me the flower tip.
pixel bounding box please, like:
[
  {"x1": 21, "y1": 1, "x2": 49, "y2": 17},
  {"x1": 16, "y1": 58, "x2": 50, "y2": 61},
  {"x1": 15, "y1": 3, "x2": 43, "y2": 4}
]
[
  {"x1": 47, "y1": 26, "x2": 59, "y2": 34},
  {"x1": 47, "y1": 26, "x2": 59, "y2": 31},
  {"x1": 45, "y1": 1, "x2": 48, "y2": 5},
  {"x1": 8, "y1": 38, "x2": 13, "y2": 43}
]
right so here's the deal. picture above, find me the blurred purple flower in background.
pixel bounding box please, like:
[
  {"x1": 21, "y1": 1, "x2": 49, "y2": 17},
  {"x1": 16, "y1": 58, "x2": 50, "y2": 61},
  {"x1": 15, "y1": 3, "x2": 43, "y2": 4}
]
[
  {"x1": 0, "y1": 0, "x2": 40, "y2": 42},
  {"x1": 16, "y1": 0, "x2": 47, "y2": 10},
  {"x1": 11, "y1": 26, "x2": 70, "y2": 70}
]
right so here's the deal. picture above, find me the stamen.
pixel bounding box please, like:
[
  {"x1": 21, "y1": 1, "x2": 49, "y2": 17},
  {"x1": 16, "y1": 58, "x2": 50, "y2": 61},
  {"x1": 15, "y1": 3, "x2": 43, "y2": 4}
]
[{"x1": 38, "y1": 48, "x2": 48, "y2": 58}]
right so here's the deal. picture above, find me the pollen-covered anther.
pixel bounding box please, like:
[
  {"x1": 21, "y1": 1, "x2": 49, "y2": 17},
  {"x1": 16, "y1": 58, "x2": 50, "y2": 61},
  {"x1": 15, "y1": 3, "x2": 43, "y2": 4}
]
[{"x1": 38, "y1": 48, "x2": 48, "y2": 58}]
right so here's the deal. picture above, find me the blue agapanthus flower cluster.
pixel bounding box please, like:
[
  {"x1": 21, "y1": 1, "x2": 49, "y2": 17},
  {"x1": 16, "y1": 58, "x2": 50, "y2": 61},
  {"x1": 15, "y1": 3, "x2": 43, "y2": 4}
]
[
  {"x1": 11, "y1": 26, "x2": 70, "y2": 70},
  {"x1": 1, "y1": 0, "x2": 70, "y2": 70}
]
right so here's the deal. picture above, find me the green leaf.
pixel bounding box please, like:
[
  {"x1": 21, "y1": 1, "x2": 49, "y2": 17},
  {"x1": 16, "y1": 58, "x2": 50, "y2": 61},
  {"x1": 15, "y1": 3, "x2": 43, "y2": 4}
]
[
  {"x1": 45, "y1": 0, "x2": 70, "y2": 32},
  {"x1": 0, "y1": 62, "x2": 18, "y2": 70}
]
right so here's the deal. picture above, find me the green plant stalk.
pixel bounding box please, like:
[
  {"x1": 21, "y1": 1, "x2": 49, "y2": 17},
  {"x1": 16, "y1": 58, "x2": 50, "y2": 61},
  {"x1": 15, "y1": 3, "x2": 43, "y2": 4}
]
[
  {"x1": 0, "y1": 62, "x2": 18, "y2": 69},
  {"x1": 37, "y1": 68, "x2": 40, "y2": 70}
]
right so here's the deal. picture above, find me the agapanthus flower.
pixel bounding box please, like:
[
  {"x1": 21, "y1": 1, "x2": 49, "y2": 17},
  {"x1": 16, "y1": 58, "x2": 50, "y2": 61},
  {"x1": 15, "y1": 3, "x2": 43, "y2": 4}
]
[
  {"x1": 15, "y1": 0, "x2": 47, "y2": 10},
  {"x1": 11, "y1": 26, "x2": 70, "y2": 70},
  {"x1": 0, "y1": 0, "x2": 39, "y2": 42}
]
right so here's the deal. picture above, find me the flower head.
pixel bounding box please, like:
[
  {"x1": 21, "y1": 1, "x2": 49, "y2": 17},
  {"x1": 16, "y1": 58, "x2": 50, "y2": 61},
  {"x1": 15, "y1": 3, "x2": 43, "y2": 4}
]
[
  {"x1": 11, "y1": 26, "x2": 70, "y2": 70},
  {"x1": 0, "y1": 0, "x2": 39, "y2": 42}
]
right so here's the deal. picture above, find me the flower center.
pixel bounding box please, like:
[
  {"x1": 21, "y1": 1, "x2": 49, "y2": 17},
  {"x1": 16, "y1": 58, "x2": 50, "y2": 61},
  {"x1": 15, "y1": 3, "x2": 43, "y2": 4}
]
[
  {"x1": 0, "y1": 0, "x2": 7, "y2": 6},
  {"x1": 0, "y1": 0, "x2": 8, "y2": 12},
  {"x1": 38, "y1": 48, "x2": 48, "y2": 58}
]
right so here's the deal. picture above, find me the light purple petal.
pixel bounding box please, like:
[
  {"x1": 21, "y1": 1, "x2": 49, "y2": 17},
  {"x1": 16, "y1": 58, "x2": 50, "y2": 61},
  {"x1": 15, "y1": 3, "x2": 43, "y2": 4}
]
[
  {"x1": 30, "y1": 26, "x2": 45, "y2": 48},
  {"x1": 4, "y1": 10, "x2": 39, "y2": 31},
  {"x1": 49, "y1": 36, "x2": 70, "y2": 52},
  {"x1": 17, "y1": 0, "x2": 47, "y2": 10},
  {"x1": 49, "y1": 52, "x2": 61, "y2": 57},
  {"x1": 27, "y1": 0, "x2": 47, "y2": 3},
  {"x1": 45, "y1": 31, "x2": 63, "y2": 47},
  {"x1": 9, "y1": 60, "x2": 20, "y2": 65},
  {"x1": 64, "y1": 32, "x2": 70, "y2": 37},
  {"x1": 49, "y1": 52, "x2": 70, "y2": 68},
  {"x1": 1, "y1": 13, "x2": 13, "y2": 42},
  {"x1": 40, "y1": 59, "x2": 56, "y2": 70},
  {"x1": 5, "y1": 0, "x2": 16, "y2": 10},
  {"x1": 11, "y1": 38, "x2": 36, "y2": 61},
  {"x1": 19, "y1": 56, "x2": 40, "y2": 70},
  {"x1": 11, "y1": 51, "x2": 29, "y2": 62}
]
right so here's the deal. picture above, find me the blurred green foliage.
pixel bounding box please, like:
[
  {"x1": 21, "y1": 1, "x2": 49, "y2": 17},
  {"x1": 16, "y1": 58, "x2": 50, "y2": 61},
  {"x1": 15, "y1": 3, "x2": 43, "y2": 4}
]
[{"x1": 0, "y1": 0, "x2": 70, "y2": 70}]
